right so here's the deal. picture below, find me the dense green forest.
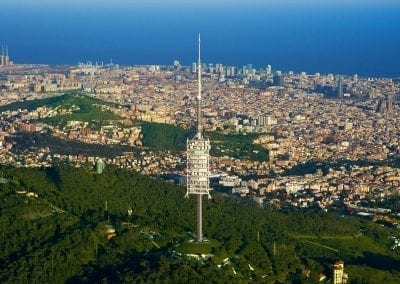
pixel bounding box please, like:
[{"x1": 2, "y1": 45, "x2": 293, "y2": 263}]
[
  {"x1": 8, "y1": 132, "x2": 138, "y2": 159},
  {"x1": 140, "y1": 122, "x2": 192, "y2": 152},
  {"x1": 0, "y1": 166, "x2": 399, "y2": 283},
  {"x1": 140, "y1": 122, "x2": 269, "y2": 161},
  {"x1": 208, "y1": 132, "x2": 269, "y2": 162}
]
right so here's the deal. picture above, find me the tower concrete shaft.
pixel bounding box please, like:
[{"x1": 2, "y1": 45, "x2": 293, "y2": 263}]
[{"x1": 197, "y1": 194, "x2": 203, "y2": 243}]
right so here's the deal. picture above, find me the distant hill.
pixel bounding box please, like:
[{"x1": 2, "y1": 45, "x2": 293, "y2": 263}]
[
  {"x1": 36, "y1": 93, "x2": 120, "y2": 128},
  {"x1": 0, "y1": 92, "x2": 120, "y2": 128},
  {"x1": 0, "y1": 91, "x2": 117, "y2": 112}
]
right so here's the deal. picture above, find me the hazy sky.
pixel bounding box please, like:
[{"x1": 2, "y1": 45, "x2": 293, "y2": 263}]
[{"x1": 3, "y1": 0, "x2": 400, "y2": 7}]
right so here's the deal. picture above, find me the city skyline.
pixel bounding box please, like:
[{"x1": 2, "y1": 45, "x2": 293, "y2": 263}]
[{"x1": 1, "y1": 1, "x2": 399, "y2": 77}]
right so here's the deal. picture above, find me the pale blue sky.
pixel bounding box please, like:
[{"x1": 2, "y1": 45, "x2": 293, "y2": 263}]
[{"x1": 2, "y1": 0, "x2": 399, "y2": 7}]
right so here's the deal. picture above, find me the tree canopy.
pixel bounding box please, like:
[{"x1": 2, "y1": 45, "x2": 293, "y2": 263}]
[{"x1": 0, "y1": 165, "x2": 399, "y2": 283}]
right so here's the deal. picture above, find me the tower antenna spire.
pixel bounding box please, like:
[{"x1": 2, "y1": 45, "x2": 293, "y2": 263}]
[{"x1": 197, "y1": 33, "x2": 202, "y2": 138}]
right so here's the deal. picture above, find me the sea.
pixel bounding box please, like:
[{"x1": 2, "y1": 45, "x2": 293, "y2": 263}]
[{"x1": 1, "y1": 3, "x2": 399, "y2": 77}]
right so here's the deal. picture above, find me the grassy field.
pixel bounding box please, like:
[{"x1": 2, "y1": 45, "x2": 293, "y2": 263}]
[
  {"x1": 291, "y1": 232, "x2": 388, "y2": 257},
  {"x1": 323, "y1": 236, "x2": 388, "y2": 256},
  {"x1": 176, "y1": 239, "x2": 220, "y2": 255}
]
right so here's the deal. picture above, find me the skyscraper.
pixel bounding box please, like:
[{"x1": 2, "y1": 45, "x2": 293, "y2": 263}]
[
  {"x1": 273, "y1": 71, "x2": 284, "y2": 87},
  {"x1": 5, "y1": 46, "x2": 10, "y2": 66},
  {"x1": 0, "y1": 46, "x2": 4, "y2": 66},
  {"x1": 387, "y1": 94, "x2": 394, "y2": 113},
  {"x1": 185, "y1": 34, "x2": 211, "y2": 243},
  {"x1": 337, "y1": 77, "x2": 344, "y2": 98},
  {"x1": 377, "y1": 94, "x2": 394, "y2": 114},
  {"x1": 266, "y1": 64, "x2": 272, "y2": 75},
  {"x1": 0, "y1": 45, "x2": 10, "y2": 66},
  {"x1": 191, "y1": 62, "x2": 197, "y2": 74}
]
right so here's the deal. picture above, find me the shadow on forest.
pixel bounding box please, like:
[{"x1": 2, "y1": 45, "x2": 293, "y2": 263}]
[
  {"x1": 45, "y1": 167, "x2": 62, "y2": 187},
  {"x1": 66, "y1": 248, "x2": 167, "y2": 283},
  {"x1": 350, "y1": 252, "x2": 400, "y2": 271},
  {"x1": 312, "y1": 251, "x2": 400, "y2": 271}
]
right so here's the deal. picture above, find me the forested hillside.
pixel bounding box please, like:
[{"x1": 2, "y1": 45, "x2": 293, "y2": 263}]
[{"x1": 0, "y1": 166, "x2": 399, "y2": 283}]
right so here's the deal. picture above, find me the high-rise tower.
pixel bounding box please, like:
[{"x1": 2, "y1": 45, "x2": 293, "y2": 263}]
[
  {"x1": 0, "y1": 46, "x2": 4, "y2": 66},
  {"x1": 337, "y1": 77, "x2": 344, "y2": 98},
  {"x1": 185, "y1": 34, "x2": 211, "y2": 243},
  {"x1": 387, "y1": 94, "x2": 394, "y2": 113},
  {"x1": 1, "y1": 45, "x2": 10, "y2": 66}
]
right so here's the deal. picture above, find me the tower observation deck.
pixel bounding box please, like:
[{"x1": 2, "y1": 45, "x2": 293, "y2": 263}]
[
  {"x1": 185, "y1": 34, "x2": 211, "y2": 243},
  {"x1": 186, "y1": 139, "x2": 211, "y2": 197}
]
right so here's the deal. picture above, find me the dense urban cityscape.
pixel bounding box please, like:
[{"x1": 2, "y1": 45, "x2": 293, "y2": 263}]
[
  {"x1": 1, "y1": 56, "x2": 400, "y2": 214},
  {"x1": 1, "y1": 41, "x2": 400, "y2": 282}
]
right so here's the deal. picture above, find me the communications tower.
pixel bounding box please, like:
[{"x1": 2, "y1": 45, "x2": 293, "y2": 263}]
[{"x1": 185, "y1": 34, "x2": 211, "y2": 243}]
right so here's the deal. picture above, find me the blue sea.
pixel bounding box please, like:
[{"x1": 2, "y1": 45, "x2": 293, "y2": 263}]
[{"x1": 1, "y1": 3, "x2": 399, "y2": 77}]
